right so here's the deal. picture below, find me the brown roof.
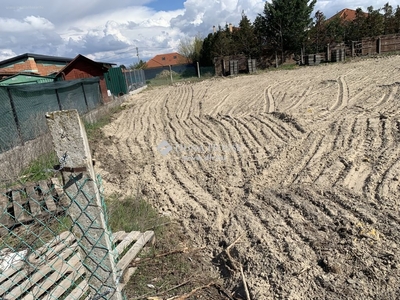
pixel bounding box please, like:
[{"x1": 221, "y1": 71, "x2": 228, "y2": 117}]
[
  {"x1": 55, "y1": 54, "x2": 111, "y2": 78},
  {"x1": 328, "y1": 8, "x2": 368, "y2": 22},
  {"x1": 146, "y1": 52, "x2": 187, "y2": 68}
]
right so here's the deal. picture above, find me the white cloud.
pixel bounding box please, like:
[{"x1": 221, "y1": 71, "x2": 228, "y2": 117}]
[
  {"x1": 0, "y1": 16, "x2": 54, "y2": 32},
  {"x1": 0, "y1": 49, "x2": 17, "y2": 61}
]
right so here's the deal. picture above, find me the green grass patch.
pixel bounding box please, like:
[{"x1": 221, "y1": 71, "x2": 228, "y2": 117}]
[
  {"x1": 84, "y1": 105, "x2": 125, "y2": 141},
  {"x1": 18, "y1": 151, "x2": 58, "y2": 184},
  {"x1": 106, "y1": 194, "x2": 169, "y2": 235},
  {"x1": 106, "y1": 193, "x2": 221, "y2": 299}
]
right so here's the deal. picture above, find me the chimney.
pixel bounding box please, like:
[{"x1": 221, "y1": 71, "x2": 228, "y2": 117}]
[
  {"x1": 229, "y1": 23, "x2": 233, "y2": 33},
  {"x1": 213, "y1": 25, "x2": 216, "y2": 34}
]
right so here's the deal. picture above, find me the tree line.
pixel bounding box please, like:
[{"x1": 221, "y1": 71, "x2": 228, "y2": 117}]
[
  {"x1": 127, "y1": 1, "x2": 400, "y2": 69},
  {"x1": 189, "y1": 1, "x2": 400, "y2": 66}
]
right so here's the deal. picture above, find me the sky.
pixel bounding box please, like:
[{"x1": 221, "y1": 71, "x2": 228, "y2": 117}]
[{"x1": 0, "y1": 0, "x2": 397, "y2": 66}]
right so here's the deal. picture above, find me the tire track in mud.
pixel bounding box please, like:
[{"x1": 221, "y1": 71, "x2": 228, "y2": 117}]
[
  {"x1": 218, "y1": 116, "x2": 259, "y2": 176},
  {"x1": 264, "y1": 86, "x2": 275, "y2": 113},
  {"x1": 289, "y1": 132, "x2": 325, "y2": 185},
  {"x1": 285, "y1": 86, "x2": 313, "y2": 111},
  {"x1": 265, "y1": 113, "x2": 302, "y2": 138},
  {"x1": 370, "y1": 84, "x2": 399, "y2": 110},
  {"x1": 250, "y1": 115, "x2": 291, "y2": 143},
  {"x1": 317, "y1": 76, "x2": 349, "y2": 121}
]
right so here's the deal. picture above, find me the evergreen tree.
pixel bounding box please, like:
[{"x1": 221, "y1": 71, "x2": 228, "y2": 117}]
[
  {"x1": 325, "y1": 15, "x2": 347, "y2": 43},
  {"x1": 199, "y1": 33, "x2": 215, "y2": 66},
  {"x1": 211, "y1": 25, "x2": 235, "y2": 57},
  {"x1": 308, "y1": 10, "x2": 327, "y2": 53},
  {"x1": 394, "y1": 5, "x2": 400, "y2": 33},
  {"x1": 382, "y1": 2, "x2": 395, "y2": 34},
  {"x1": 129, "y1": 60, "x2": 147, "y2": 70},
  {"x1": 365, "y1": 6, "x2": 384, "y2": 37},
  {"x1": 347, "y1": 8, "x2": 368, "y2": 41},
  {"x1": 233, "y1": 12, "x2": 258, "y2": 58},
  {"x1": 255, "y1": 0, "x2": 316, "y2": 62}
]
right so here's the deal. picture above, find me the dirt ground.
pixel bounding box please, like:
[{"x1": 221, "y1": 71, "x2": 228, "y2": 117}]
[{"x1": 94, "y1": 56, "x2": 400, "y2": 299}]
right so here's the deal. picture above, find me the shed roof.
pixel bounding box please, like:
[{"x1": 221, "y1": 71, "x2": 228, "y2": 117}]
[
  {"x1": 0, "y1": 73, "x2": 54, "y2": 85},
  {"x1": 0, "y1": 53, "x2": 116, "y2": 68},
  {"x1": 55, "y1": 54, "x2": 111, "y2": 78}
]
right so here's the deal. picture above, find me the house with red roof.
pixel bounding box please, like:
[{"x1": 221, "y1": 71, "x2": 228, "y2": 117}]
[
  {"x1": 146, "y1": 52, "x2": 187, "y2": 69},
  {"x1": 327, "y1": 8, "x2": 368, "y2": 23}
]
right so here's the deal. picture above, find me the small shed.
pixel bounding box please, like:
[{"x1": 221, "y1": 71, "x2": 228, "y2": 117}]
[
  {"x1": 0, "y1": 73, "x2": 54, "y2": 86},
  {"x1": 55, "y1": 54, "x2": 115, "y2": 102},
  {"x1": 214, "y1": 54, "x2": 249, "y2": 76}
]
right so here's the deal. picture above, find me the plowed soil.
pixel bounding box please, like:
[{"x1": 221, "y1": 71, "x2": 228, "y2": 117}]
[{"x1": 94, "y1": 56, "x2": 400, "y2": 299}]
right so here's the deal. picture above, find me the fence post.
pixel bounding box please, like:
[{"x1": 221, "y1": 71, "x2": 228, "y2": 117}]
[
  {"x1": 377, "y1": 37, "x2": 381, "y2": 54},
  {"x1": 81, "y1": 82, "x2": 89, "y2": 112},
  {"x1": 6, "y1": 87, "x2": 23, "y2": 146},
  {"x1": 133, "y1": 70, "x2": 137, "y2": 87},
  {"x1": 197, "y1": 62, "x2": 200, "y2": 78},
  {"x1": 169, "y1": 65, "x2": 173, "y2": 84},
  {"x1": 129, "y1": 71, "x2": 133, "y2": 90},
  {"x1": 327, "y1": 43, "x2": 331, "y2": 62},
  {"x1": 46, "y1": 109, "x2": 123, "y2": 300},
  {"x1": 55, "y1": 89, "x2": 62, "y2": 110}
]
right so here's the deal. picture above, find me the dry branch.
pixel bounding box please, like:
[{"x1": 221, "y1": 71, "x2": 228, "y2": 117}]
[
  {"x1": 224, "y1": 234, "x2": 242, "y2": 272},
  {"x1": 240, "y1": 265, "x2": 251, "y2": 300}
]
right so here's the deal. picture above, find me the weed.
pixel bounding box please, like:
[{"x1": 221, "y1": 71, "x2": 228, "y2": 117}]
[
  {"x1": 17, "y1": 151, "x2": 58, "y2": 184},
  {"x1": 84, "y1": 106, "x2": 125, "y2": 142},
  {"x1": 105, "y1": 193, "x2": 221, "y2": 299},
  {"x1": 106, "y1": 194, "x2": 169, "y2": 236}
]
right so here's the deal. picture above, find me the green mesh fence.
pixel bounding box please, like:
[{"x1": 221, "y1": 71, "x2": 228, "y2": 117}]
[
  {"x1": 11, "y1": 88, "x2": 60, "y2": 142},
  {"x1": 0, "y1": 88, "x2": 20, "y2": 152},
  {"x1": 0, "y1": 78, "x2": 102, "y2": 154},
  {"x1": 84, "y1": 82, "x2": 101, "y2": 111},
  {"x1": 0, "y1": 174, "x2": 123, "y2": 300}
]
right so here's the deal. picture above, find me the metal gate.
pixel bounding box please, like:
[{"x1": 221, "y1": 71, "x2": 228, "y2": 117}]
[{"x1": 105, "y1": 67, "x2": 127, "y2": 96}]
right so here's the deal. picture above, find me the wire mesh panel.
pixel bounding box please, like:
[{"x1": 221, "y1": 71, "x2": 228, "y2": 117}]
[
  {"x1": 0, "y1": 78, "x2": 103, "y2": 154},
  {"x1": 0, "y1": 175, "x2": 122, "y2": 300},
  {"x1": 0, "y1": 178, "x2": 89, "y2": 300},
  {"x1": 123, "y1": 70, "x2": 146, "y2": 93},
  {"x1": 10, "y1": 88, "x2": 60, "y2": 142},
  {"x1": 58, "y1": 84, "x2": 88, "y2": 114},
  {"x1": 0, "y1": 88, "x2": 20, "y2": 152},
  {"x1": 83, "y1": 82, "x2": 101, "y2": 111}
]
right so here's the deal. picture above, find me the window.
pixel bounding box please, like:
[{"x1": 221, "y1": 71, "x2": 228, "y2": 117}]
[
  {"x1": 162, "y1": 57, "x2": 166, "y2": 60},
  {"x1": 173, "y1": 56, "x2": 177, "y2": 59}
]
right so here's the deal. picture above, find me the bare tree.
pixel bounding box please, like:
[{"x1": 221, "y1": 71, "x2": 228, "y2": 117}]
[{"x1": 178, "y1": 34, "x2": 203, "y2": 63}]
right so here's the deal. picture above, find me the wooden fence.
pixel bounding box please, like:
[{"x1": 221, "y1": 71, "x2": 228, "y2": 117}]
[{"x1": 351, "y1": 34, "x2": 400, "y2": 56}]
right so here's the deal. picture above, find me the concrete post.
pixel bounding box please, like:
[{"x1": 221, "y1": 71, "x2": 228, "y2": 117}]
[
  {"x1": 197, "y1": 62, "x2": 200, "y2": 78},
  {"x1": 46, "y1": 110, "x2": 123, "y2": 300},
  {"x1": 169, "y1": 65, "x2": 173, "y2": 84},
  {"x1": 351, "y1": 41, "x2": 355, "y2": 57},
  {"x1": 327, "y1": 43, "x2": 331, "y2": 62},
  {"x1": 377, "y1": 37, "x2": 381, "y2": 54}
]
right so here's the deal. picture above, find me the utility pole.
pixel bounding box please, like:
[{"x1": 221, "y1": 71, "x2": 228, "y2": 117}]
[{"x1": 136, "y1": 47, "x2": 140, "y2": 63}]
